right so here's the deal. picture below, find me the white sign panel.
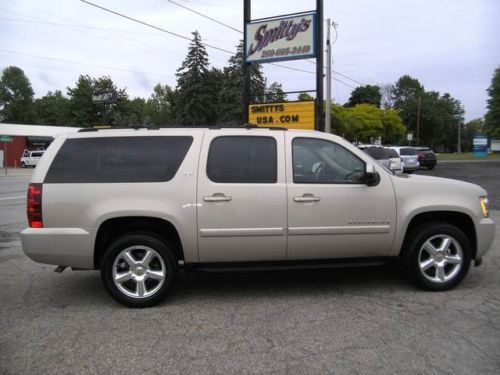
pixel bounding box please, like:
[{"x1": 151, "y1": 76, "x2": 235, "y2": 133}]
[{"x1": 245, "y1": 12, "x2": 316, "y2": 64}]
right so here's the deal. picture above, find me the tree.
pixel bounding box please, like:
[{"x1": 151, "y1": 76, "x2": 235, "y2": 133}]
[
  {"x1": 175, "y1": 31, "x2": 218, "y2": 125},
  {"x1": 345, "y1": 85, "x2": 382, "y2": 108},
  {"x1": 298, "y1": 92, "x2": 314, "y2": 101},
  {"x1": 485, "y1": 67, "x2": 500, "y2": 138},
  {"x1": 218, "y1": 41, "x2": 266, "y2": 125},
  {"x1": 463, "y1": 118, "x2": 484, "y2": 152},
  {"x1": 265, "y1": 82, "x2": 285, "y2": 102},
  {"x1": 330, "y1": 103, "x2": 405, "y2": 143},
  {"x1": 67, "y1": 75, "x2": 128, "y2": 127},
  {"x1": 0, "y1": 66, "x2": 36, "y2": 123},
  {"x1": 33, "y1": 90, "x2": 70, "y2": 126},
  {"x1": 145, "y1": 84, "x2": 175, "y2": 126}
]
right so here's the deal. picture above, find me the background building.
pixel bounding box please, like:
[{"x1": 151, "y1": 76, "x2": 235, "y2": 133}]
[{"x1": 0, "y1": 124, "x2": 80, "y2": 167}]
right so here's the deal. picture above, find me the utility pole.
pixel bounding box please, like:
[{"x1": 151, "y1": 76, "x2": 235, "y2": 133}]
[
  {"x1": 416, "y1": 95, "x2": 421, "y2": 146},
  {"x1": 315, "y1": 0, "x2": 324, "y2": 132},
  {"x1": 243, "y1": 0, "x2": 251, "y2": 123},
  {"x1": 325, "y1": 18, "x2": 332, "y2": 134},
  {"x1": 457, "y1": 118, "x2": 462, "y2": 153}
]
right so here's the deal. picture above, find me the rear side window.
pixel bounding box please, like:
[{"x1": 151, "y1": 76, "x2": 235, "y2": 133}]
[
  {"x1": 31, "y1": 152, "x2": 44, "y2": 157},
  {"x1": 400, "y1": 148, "x2": 417, "y2": 156},
  {"x1": 45, "y1": 136, "x2": 193, "y2": 183},
  {"x1": 207, "y1": 136, "x2": 277, "y2": 183}
]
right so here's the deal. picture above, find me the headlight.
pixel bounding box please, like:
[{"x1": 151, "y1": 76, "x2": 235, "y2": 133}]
[{"x1": 479, "y1": 196, "x2": 489, "y2": 218}]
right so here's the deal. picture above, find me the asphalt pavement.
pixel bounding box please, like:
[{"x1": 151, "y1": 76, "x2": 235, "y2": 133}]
[{"x1": 1, "y1": 162, "x2": 499, "y2": 374}]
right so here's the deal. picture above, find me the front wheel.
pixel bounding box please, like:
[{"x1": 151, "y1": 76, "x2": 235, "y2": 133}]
[
  {"x1": 402, "y1": 222, "x2": 472, "y2": 291},
  {"x1": 21, "y1": 162, "x2": 26, "y2": 168},
  {"x1": 101, "y1": 233, "x2": 177, "y2": 307}
]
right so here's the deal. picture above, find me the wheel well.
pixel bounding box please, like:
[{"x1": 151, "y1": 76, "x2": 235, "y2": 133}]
[
  {"x1": 94, "y1": 217, "x2": 184, "y2": 269},
  {"x1": 402, "y1": 211, "x2": 477, "y2": 258}
]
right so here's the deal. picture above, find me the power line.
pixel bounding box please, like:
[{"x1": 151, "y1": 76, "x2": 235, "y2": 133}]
[
  {"x1": 0, "y1": 49, "x2": 174, "y2": 78},
  {"x1": 166, "y1": 0, "x2": 241, "y2": 33},
  {"x1": 333, "y1": 77, "x2": 356, "y2": 89},
  {"x1": 80, "y1": 0, "x2": 319, "y2": 77},
  {"x1": 80, "y1": 0, "x2": 235, "y2": 55}
]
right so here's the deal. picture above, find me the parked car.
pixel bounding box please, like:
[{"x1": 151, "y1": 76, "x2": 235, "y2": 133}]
[
  {"x1": 21, "y1": 127, "x2": 495, "y2": 307},
  {"x1": 361, "y1": 146, "x2": 403, "y2": 174},
  {"x1": 416, "y1": 147, "x2": 437, "y2": 170},
  {"x1": 20, "y1": 150, "x2": 45, "y2": 168},
  {"x1": 390, "y1": 146, "x2": 419, "y2": 173}
]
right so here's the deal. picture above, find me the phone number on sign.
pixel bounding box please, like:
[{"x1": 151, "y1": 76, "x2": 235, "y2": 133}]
[{"x1": 261, "y1": 45, "x2": 311, "y2": 59}]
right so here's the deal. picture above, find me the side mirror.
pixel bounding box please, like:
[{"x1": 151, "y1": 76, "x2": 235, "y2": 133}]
[{"x1": 365, "y1": 163, "x2": 380, "y2": 186}]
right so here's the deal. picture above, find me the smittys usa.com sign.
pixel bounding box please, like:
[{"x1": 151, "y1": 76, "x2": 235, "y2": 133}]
[{"x1": 245, "y1": 12, "x2": 317, "y2": 64}]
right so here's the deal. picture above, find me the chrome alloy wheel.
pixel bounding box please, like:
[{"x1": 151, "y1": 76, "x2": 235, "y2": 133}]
[
  {"x1": 418, "y1": 234, "x2": 463, "y2": 283},
  {"x1": 112, "y1": 246, "x2": 166, "y2": 298}
]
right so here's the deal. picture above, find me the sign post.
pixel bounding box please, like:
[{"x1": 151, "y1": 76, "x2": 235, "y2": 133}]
[
  {"x1": 243, "y1": 0, "x2": 323, "y2": 130},
  {"x1": 0, "y1": 135, "x2": 13, "y2": 175}
]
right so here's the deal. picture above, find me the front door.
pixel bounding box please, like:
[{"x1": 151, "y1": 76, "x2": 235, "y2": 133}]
[{"x1": 286, "y1": 133, "x2": 397, "y2": 260}]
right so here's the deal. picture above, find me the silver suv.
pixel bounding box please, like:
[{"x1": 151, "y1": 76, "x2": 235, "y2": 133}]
[{"x1": 21, "y1": 127, "x2": 495, "y2": 307}]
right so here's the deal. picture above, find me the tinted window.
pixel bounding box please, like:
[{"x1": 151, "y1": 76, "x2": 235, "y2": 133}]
[
  {"x1": 363, "y1": 147, "x2": 389, "y2": 160},
  {"x1": 293, "y1": 138, "x2": 365, "y2": 184},
  {"x1": 400, "y1": 147, "x2": 417, "y2": 156},
  {"x1": 207, "y1": 136, "x2": 277, "y2": 183},
  {"x1": 45, "y1": 136, "x2": 193, "y2": 183},
  {"x1": 387, "y1": 149, "x2": 400, "y2": 158},
  {"x1": 31, "y1": 152, "x2": 44, "y2": 157}
]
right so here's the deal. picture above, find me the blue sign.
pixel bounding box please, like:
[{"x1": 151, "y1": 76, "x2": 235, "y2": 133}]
[{"x1": 472, "y1": 134, "x2": 488, "y2": 157}]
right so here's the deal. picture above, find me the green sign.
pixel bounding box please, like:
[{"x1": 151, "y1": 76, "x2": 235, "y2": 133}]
[{"x1": 0, "y1": 135, "x2": 13, "y2": 142}]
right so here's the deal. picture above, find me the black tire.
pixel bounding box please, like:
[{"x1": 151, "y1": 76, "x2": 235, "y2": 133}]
[
  {"x1": 100, "y1": 233, "x2": 177, "y2": 307},
  {"x1": 21, "y1": 162, "x2": 26, "y2": 168},
  {"x1": 427, "y1": 165, "x2": 435, "y2": 170},
  {"x1": 401, "y1": 222, "x2": 471, "y2": 291}
]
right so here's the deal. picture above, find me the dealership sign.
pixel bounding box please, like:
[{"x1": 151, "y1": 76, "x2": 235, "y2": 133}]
[
  {"x1": 245, "y1": 12, "x2": 316, "y2": 64},
  {"x1": 248, "y1": 101, "x2": 315, "y2": 130},
  {"x1": 473, "y1": 134, "x2": 488, "y2": 157}
]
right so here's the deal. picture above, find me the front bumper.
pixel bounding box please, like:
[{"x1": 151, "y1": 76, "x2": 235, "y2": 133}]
[
  {"x1": 20, "y1": 227, "x2": 95, "y2": 269},
  {"x1": 476, "y1": 217, "x2": 496, "y2": 259}
]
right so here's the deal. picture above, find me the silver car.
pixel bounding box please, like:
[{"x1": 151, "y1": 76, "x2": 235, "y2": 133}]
[
  {"x1": 390, "y1": 146, "x2": 419, "y2": 173},
  {"x1": 362, "y1": 146, "x2": 403, "y2": 175}
]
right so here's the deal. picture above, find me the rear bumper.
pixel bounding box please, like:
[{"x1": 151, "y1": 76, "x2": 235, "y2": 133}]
[
  {"x1": 20, "y1": 228, "x2": 95, "y2": 269},
  {"x1": 476, "y1": 217, "x2": 496, "y2": 258}
]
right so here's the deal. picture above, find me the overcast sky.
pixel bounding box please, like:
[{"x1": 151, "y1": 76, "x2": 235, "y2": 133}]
[{"x1": 1, "y1": 0, "x2": 499, "y2": 121}]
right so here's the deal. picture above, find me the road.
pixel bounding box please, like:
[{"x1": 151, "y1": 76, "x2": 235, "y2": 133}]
[{"x1": 1, "y1": 163, "x2": 499, "y2": 374}]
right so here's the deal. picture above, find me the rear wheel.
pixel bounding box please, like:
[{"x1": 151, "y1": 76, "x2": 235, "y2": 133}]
[
  {"x1": 402, "y1": 222, "x2": 471, "y2": 291},
  {"x1": 101, "y1": 233, "x2": 177, "y2": 307},
  {"x1": 21, "y1": 162, "x2": 26, "y2": 168},
  {"x1": 427, "y1": 165, "x2": 435, "y2": 170}
]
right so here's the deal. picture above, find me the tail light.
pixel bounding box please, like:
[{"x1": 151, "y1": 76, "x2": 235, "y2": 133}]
[{"x1": 27, "y1": 183, "x2": 43, "y2": 228}]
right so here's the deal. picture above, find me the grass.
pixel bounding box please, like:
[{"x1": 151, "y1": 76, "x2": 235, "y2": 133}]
[{"x1": 437, "y1": 152, "x2": 500, "y2": 161}]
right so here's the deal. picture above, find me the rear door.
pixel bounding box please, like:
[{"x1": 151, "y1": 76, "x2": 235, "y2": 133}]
[
  {"x1": 286, "y1": 133, "x2": 397, "y2": 260},
  {"x1": 197, "y1": 131, "x2": 287, "y2": 262}
]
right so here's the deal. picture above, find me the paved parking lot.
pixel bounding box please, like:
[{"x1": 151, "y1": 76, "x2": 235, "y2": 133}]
[{"x1": 1, "y1": 162, "x2": 499, "y2": 374}]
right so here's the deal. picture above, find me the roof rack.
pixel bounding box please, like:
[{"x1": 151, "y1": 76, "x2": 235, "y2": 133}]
[{"x1": 77, "y1": 124, "x2": 289, "y2": 132}]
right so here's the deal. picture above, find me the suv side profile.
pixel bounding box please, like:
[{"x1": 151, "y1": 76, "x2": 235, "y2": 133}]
[{"x1": 21, "y1": 127, "x2": 495, "y2": 307}]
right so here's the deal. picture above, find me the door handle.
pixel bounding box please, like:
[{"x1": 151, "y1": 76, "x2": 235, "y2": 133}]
[
  {"x1": 293, "y1": 194, "x2": 320, "y2": 203},
  {"x1": 203, "y1": 193, "x2": 232, "y2": 202}
]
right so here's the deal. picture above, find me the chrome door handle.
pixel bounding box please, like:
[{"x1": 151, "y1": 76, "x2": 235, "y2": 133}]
[
  {"x1": 203, "y1": 194, "x2": 232, "y2": 202},
  {"x1": 293, "y1": 194, "x2": 320, "y2": 202}
]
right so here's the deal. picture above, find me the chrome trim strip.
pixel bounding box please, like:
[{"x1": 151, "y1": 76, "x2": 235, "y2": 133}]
[
  {"x1": 199, "y1": 227, "x2": 285, "y2": 237},
  {"x1": 288, "y1": 225, "x2": 391, "y2": 235}
]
